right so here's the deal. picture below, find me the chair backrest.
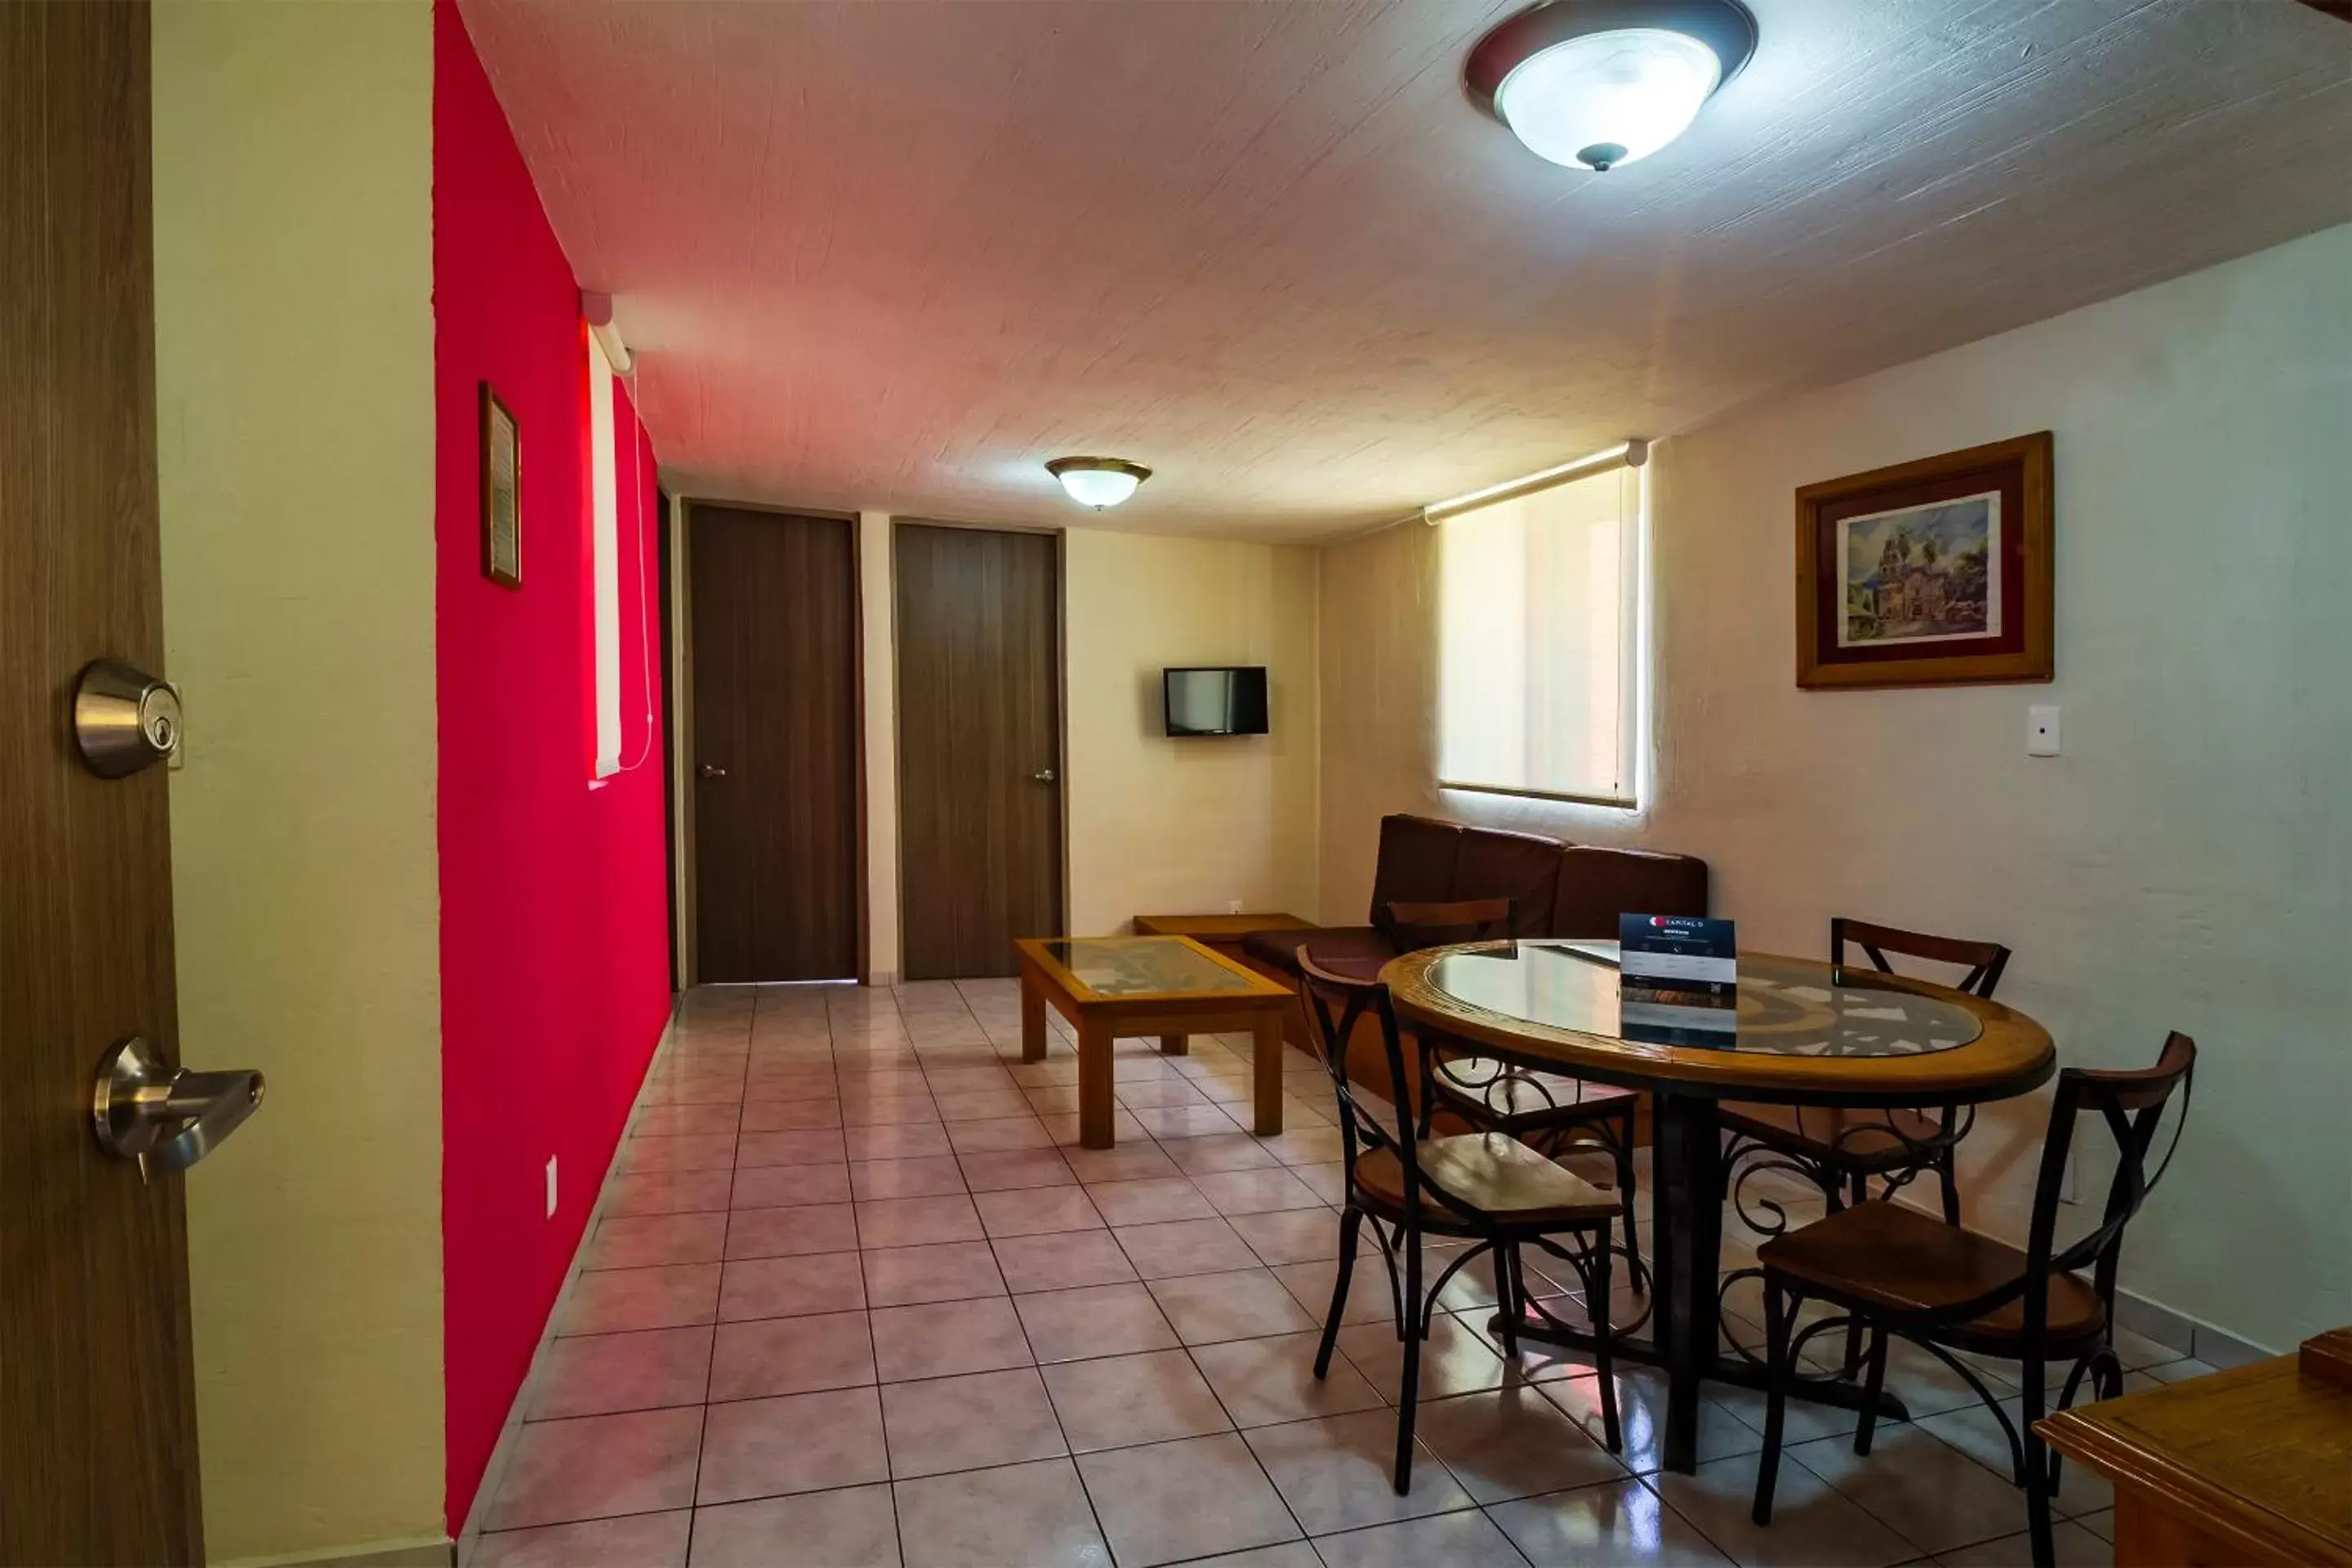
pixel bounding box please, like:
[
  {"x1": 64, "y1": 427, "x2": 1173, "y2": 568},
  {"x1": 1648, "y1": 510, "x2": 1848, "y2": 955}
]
[
  {"x1": 1833, "y1": 916, "x2": 2011, "y2": 1000},
  {"x1": 1381, "y1": 898, "x2": 1516, "y2": 952},
  {"x1": 1295, "y1": 947, "x2": 1432, "y2": 1217},
  {"x1": 1938, "y1": 1032, "x2": 2196, "y2": 1339}
]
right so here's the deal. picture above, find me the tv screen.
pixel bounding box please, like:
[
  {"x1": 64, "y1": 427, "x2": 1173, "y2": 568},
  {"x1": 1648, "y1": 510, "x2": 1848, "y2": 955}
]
[{"x1": 1164, "y1": 666, "x2": 1269, "y2": 737}]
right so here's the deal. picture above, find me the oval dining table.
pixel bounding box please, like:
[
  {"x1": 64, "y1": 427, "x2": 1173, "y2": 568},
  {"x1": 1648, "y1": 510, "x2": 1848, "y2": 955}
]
[{"x1": 1381, "y1": 938, "x2": 2056, "y2": 1474}]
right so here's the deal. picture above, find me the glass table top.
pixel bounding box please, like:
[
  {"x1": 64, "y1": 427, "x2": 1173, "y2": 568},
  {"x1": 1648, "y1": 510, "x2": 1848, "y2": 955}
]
[
  {"x1": 1423, "y1": 942, "x2": 1984, "y2": 1057},
  {"x1": 1038, "y1": 937, "x2": 1262, "y2": 997}
]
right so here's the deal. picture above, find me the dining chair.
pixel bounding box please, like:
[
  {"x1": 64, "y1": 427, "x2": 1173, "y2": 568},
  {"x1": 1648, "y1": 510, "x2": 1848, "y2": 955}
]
[
  {"x1": 1749, "y1": 1031, "x2": 2195, "y2": 1568},
  {"x1": 1297, "y1": 947, "x2": 1625, "y2": 1491},
  {"x1": 1392, "y1": 898, "x2": 1648, "y2": 1282},
  {"x1": 1720, "y1": 918, "x2": 2012, "y2": 1234}
]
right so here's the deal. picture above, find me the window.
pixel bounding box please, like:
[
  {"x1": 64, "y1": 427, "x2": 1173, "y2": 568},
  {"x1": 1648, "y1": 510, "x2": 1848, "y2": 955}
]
[
  {"x1": 1437, "y1": 458, "x2": 1642, "y2": 806},
  {"x1": 587, "y1": 328, "x2": 621, "y2": 779}
]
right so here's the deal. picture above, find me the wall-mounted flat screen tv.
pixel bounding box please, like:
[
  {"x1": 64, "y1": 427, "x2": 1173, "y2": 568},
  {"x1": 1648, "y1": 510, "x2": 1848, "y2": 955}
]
[{"x1": 1163, "y1": 666, "x2": 1269, "y2": 737}]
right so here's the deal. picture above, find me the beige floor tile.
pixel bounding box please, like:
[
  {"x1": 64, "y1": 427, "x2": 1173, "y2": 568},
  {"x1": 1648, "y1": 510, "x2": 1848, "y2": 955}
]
[
  {"x1": 1917, "y1": 1396, "x2": 2111, "y2": 1517},
  {"x1": 531, "y1": 1325, "x2": 712, "y2": 1419},
  {"x1": 1041, "y1": 1347, "x2": 1233, "y2": 1451},
  {"x1": 687, "y1": 1484, "x2": 898, "y2": 1568},
  {"x1": 1650, "y1": 1449, "x2": 1915, "y2": 1568},
  {"x1": 957, "y1": 1148, "x2": 1078, "y2": 1191},
  {"x1": 1164, "y1": 1132, "x2": 1284, "y2": 1174},
  {"x1": 1291, "y1": 1162, "x2": 1350, "y2": 1205},
  {"x1": 718, "y1": 1251, "x2": 867, "y2": 1321},
  {"x1": 1115, "y1": 1217, "x2": 1260, "y2": 1279},
  {"x1": 1013, "y1": 1281, "x2": 1179, "y2": 1363},
  {"x1": 737, "y1": 1129, "x2": 851, "y2": 1169},
  {"x1": 1114, "y1": 1077, "x2": 1212, "y2": 1109},
  {"x1": 1147, "y1": 1267, "x2": 1318, "y2": 1344},
  {"x1": 973, "y1": 1184, "x2": 1103, "y2": 1238},
  {"x1": 1539, "y1": 1367, "x2": 1763, "y2": 1473},
  {"x1": 1191, "y1": 1166, "x2": 1325, "y2": 1217},
  {"x1": 728, "y1": 1163, "x2": 852, "y2": 1209},
  {"x1": 604, "y1": 1167, "x2": 736, "y2": 1218},
  {"x1": 1336, "y1": 1313, "x2": 1507, "y2": 1402},
  {"x1": 933, "y1": 1089, "x2": 1033, "y2": 1121},
  {"x1": 563, "y1": 1263, "x2": 721, "y2": 1336},
  {"x1": 1242, "y1": 1407, "x2": 1476, "y2": 1535},
  {"x1": 883, "y1": 1366, "x2": 1069, "y2": 1477},
  {"x1": 1788, "y1": 1423, "x2": 2034, "y2": 1556},
  {"x1": 637, "y1": 1103, "x2": 742, "y2": 1139},
  {"x1": 1169, "y1": 1547, "x2": 1320, "y2": 1568},
  {"x1": 2074, "y1": 1508, "x2": 2113, "y2": 1542},
  {"x1": 1410, "y1": 1385, "x2": 1628, "y2": 1503},
  {"x1": 1188, "y1": 1330, "x2": 1388, "y2": 1428},
  {"x1": 1059, "y1": 1142, "x2": 1181, "y2": 1183},
  {"x1": 1312, "y1": 1508, "x2": 1531, "y2": 1567},
  {"x1": 849, "y1": 1156, "x2": 966, "y2": 1200},
  {"x1": 697, "y1": 1385, "x2": 889, "y2": 1504},
  {"x1": 870, "y1": 1295, "x2": 1036, "y2": 1383},
  {"x1": 630, "y1": 1134, "x2": 741, "y2": 1174},
  {"x1": 1487, "y1": 1477, "x2": 1733, "y2": 1566},
  {"x1": 1132, "y1": 1103, "x2": 1250, "y2": 1141},
  {"x1": 1076, "y1": 1433, "x2": 1301, "y2": 1567},
  {"x1": 893, "y1": 1457, "x2": 1111, "y2": 1568},
  {"x1": 1272, "y1": 1254, "x2": 1396, "y2": 1329},
  {"x1": 947, "y1": 1116, "x2": 1058, "y2": 1153},
  {"x1": 1261, "y1": 1127, "x2": 1348, "y2": 1168},
  {"x1": 839, "y1": 1094, "x2": 942, "y2": 1128},
  {"x1": 589, "y1": 1211, "x2": 730, "y2": 1271},
  {"x1": 739, "y1": 1098, "x2": 844, "y2": 1132},
  {"x1": 854, "y1": 1194, "x2": 985, "y2": 1248},
  {"x1": 724, "y1": 1203, "x2": 860, "y2": 1261},
  {"x1": 708, "y1": 1310, "x2": 875, "y2": 1401},
  {"x1": 1227, "y1": 1207, "x2": 1343, "y2": 1266},
  {"x1": 924, "y1": 1065, "x2": 1018, "y2": 1095},
  {"x1": 1085, "y1": 1177, "x2": 1218, "y2": 1227},
  {"x1": 993, "y1": 1228, "x2": 1139, "y2": 1293},
  {"x1": 488, "y1": 1406, "x2": 702, "y2": 1529},
  {"x1": 845, "y1": 1122, "x2": 957, "y2": 1162},
  {"x1": 863, "y1": 1240, "x2": 1007, "y2": 1307},
  {"x1": 1935, "y1": 1521, "x2": 2113, "y2": 1567},
  {"x1": 475, "y1": 1510, "x2": 691, "y2": 1568}
]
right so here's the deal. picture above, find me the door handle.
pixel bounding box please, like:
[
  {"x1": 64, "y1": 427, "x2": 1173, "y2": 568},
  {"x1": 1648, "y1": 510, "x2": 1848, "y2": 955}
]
[
  {"x1": 74, "y1": 658, "x2": 182, "y2": 778},
  {"x1": 91, "y1": 1036, "x2": 264, "y2": 1180},
  {"x1": 1031, "y1": 768, "x2": 1057, "y2": 784},
  {"x1": 698, "y1": 763, "x2": 728, "y2": 779}
]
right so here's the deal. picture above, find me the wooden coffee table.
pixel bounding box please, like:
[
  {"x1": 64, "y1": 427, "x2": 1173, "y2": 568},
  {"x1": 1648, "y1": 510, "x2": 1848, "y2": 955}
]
[{"x1": 1014, "y1": 935, "x2": 1298, "y2": 1149}]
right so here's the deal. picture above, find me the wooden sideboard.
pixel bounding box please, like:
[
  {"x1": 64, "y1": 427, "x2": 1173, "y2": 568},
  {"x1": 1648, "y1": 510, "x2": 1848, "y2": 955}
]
[{"x1": 2036, "y1": 1329, "x2": 2352, "y2": 1566}]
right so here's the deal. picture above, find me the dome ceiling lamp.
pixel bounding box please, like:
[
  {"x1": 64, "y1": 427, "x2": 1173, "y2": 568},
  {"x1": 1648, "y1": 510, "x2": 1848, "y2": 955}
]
[
  {"x1": 1046, "y1": 456, "x2": 1152, "y2": 510},
  {"x1": 1466, "y1": 0, "x2": 1757, "y2": 172}
]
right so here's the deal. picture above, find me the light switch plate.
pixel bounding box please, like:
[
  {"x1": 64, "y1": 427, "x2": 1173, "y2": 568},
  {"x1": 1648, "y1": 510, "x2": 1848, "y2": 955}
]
[{"x1": 2028, "y1": 705, "x2": 2061, "y2": 758}]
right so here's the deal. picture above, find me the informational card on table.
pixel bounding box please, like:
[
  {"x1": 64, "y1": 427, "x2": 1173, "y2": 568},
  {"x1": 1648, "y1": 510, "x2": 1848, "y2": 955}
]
[{"x1": 1618, "y1": 914, "x2": 1740, "y2": 1047}]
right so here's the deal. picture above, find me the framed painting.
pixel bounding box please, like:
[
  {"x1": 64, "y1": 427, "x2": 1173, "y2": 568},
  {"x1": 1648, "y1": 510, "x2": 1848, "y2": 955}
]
[
  {"x1": 479, "y1": 383, "x2": 521, "y2": 589},
  {"x1": 1795, "y1": 430, "x2": 2051, "y2": 689}
]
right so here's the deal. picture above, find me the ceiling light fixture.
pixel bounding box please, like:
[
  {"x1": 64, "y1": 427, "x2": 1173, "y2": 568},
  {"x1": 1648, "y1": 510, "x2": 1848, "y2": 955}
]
[
  {"x1": 1046, "y1": 457, "x2": 1152, "y2": 510},
  {"x1": 1467, "y1": 0, "x2": 1756, "y2": 172}
]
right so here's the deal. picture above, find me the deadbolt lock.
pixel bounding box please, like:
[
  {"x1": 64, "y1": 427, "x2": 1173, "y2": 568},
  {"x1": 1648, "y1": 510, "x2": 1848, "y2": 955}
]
[{"x1": 74, "y1": 658, "x2": 182, "y2": 778}]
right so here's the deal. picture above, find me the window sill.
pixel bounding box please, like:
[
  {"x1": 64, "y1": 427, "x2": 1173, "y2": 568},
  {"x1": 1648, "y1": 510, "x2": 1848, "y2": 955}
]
[{"x1": 1438, "y1": 780, "x2": 1637, "y2": 811}]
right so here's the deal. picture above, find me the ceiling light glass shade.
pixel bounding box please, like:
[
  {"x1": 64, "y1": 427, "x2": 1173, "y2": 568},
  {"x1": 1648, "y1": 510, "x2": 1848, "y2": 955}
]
[
  {"x1": 1495, "y1": 27, "x2": 1722, "y2": 171},
  {"x1": 1046, "y1": 457, "x2": 1151, "y2": 509}
]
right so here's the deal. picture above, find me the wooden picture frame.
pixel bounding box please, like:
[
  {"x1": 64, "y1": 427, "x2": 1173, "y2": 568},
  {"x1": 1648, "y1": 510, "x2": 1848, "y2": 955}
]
[
  {"x1": 1795, "y1": 430, "x2": 2051, "y2": 689},
  {"x1": 479, "y1": 383, "x2": 521, "y2": 588}
]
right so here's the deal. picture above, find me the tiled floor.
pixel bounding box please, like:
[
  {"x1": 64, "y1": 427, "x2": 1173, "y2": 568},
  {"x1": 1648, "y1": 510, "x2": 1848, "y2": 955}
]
[{"x1": 470, "y1": 979, "x2": 2202, "y2": 1567}]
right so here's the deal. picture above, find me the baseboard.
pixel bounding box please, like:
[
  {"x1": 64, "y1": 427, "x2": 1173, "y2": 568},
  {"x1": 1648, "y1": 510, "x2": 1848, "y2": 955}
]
[
  {"x1": 453, "y1": 1004, "x2": 688, "y2": 1566},
  {"x1": 220, "y1": 1538, "x2": 452, "y2": 1568}
]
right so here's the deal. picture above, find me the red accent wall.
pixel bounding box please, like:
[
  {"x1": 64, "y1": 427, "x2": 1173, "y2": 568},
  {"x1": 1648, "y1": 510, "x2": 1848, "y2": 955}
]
[{"x1": 433, "y1": 0, "x2": 672, "y2": 1529}]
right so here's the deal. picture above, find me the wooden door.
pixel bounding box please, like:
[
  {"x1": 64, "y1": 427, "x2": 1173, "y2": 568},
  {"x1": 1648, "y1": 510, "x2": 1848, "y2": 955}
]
[
  {"x1": 1, "y1": 4, "x2": 207, "y2": 1561},
  {"x1": 688, "y1": 505, "x2": 862, "y2": 982},
  {"x1": 895, "y1": 524, "x2": 1063, "y2": 979}
]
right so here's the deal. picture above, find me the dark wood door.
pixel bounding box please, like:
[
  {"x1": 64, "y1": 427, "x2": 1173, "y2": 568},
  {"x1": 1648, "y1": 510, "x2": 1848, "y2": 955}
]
[
  {"x1": 689, "y1": 505, "x2": 861, "y2": 982},
  {"x1": 895, "y1": 524, "x2": 1062, "y2": 979},
  {"x1": 2, "y1": 4, "x2": 206, "y2": 1561}
]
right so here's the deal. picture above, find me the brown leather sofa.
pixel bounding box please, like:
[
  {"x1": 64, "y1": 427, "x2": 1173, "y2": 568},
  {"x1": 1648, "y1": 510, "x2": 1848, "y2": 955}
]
[{"x1": 1244, "y1": 812, "x2": 1709, "y2": 982}]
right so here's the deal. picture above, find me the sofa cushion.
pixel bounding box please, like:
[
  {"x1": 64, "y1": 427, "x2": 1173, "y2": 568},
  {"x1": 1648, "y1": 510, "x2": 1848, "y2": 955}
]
[
  {"x1": 1449, "y1": 826, "x2": 1566, "y2": 934},
  {"x1": 1547, "y1": 844, "x2": 1709, "y2": 938},
  {"x1": 1243, "y1": 924, "x2": 1396, "y2": 980},
  {"x1": 1366, "y1": 814, "x2": 1463, "y2": 923}
]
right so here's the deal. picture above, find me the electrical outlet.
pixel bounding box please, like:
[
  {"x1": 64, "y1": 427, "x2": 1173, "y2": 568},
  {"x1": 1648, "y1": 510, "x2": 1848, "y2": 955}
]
[
  {"x1": 1227, "y1": 899, "x2": 1245, "y2": 915},
  {"x1": 2028, "y1": 705, "x2": 2061, "y2": 758},
  {"x1": 545, "y1": 1156, "x2": 559, "y2": 1218}
]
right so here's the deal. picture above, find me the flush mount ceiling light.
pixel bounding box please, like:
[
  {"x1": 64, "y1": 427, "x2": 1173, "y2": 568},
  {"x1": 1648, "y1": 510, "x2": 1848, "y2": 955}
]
[
  {"x1": 1467, "y1": 0, "x2": 1756, "y2": 172},
  {"x1": 1046, "y1": 456, "x2": 1152, "y2": 510}
]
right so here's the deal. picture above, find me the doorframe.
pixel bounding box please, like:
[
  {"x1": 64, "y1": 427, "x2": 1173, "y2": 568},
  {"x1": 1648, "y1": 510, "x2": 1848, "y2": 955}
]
[
  {"x1": 888, "y1": 516, "x2": 1071, "y2": 974},
  {"x1": 674, "y1": 497, "x2": 867, "y2": 987}
]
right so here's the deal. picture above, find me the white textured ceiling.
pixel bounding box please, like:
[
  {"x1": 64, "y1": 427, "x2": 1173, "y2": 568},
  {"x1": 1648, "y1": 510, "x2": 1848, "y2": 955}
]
[{"x1": 461, "y1": 0, "x2": 2352, "y2": 541}]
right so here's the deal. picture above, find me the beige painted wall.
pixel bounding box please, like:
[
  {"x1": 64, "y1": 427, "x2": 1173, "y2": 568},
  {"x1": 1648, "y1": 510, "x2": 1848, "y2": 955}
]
[
  {"x1": 154, "y1": 4, "x2": 447, "y2": 1560},
  {"x1": 1065, "y1": 529, "x2": 1321, "y2": 934},
  {"x1": 1317, "y1": 222, "x2": 2352, "y2": 1354},
  {"x1": 860, "y1": 510, "x2": 904, "y2": 982}
]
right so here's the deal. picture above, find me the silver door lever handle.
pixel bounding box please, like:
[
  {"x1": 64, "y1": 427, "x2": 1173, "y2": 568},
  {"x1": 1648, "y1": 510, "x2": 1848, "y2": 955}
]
[
  {"x1": 1031, "y1": 768, "x2": 1057, "y2": 783},
  {"x1": 91, "y1": 1036, "x2": 265, "y2": 1180},
  {"x1": 699, "y1": 763, "x2": 728, "y2": 778}
]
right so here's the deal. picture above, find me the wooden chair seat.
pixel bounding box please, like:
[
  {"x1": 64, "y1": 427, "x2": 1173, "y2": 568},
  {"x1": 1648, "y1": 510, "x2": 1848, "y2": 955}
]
[
  {"x1": 1720, "y1": 1101, "x2": 1950, "y2": 1174},
  {"x1": 1433, "y1": 1060, "x2": 1638, "y2": 1125},
  {"x1": 1355, "y1": 1133, "x2": 1620, "y2": 1228},
  {"x1": 1759, "y1": 1200, "x2": 2105, "y2": 1345}
]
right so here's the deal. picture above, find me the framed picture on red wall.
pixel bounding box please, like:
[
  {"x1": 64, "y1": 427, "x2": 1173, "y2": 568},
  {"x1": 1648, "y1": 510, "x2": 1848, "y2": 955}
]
[
  {"x1": 1795, "y1": 430, "x2": 2051, "y2": 689},
  {"x1": 479, "y1": 383, "x2": 521, "y2": 589}
]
